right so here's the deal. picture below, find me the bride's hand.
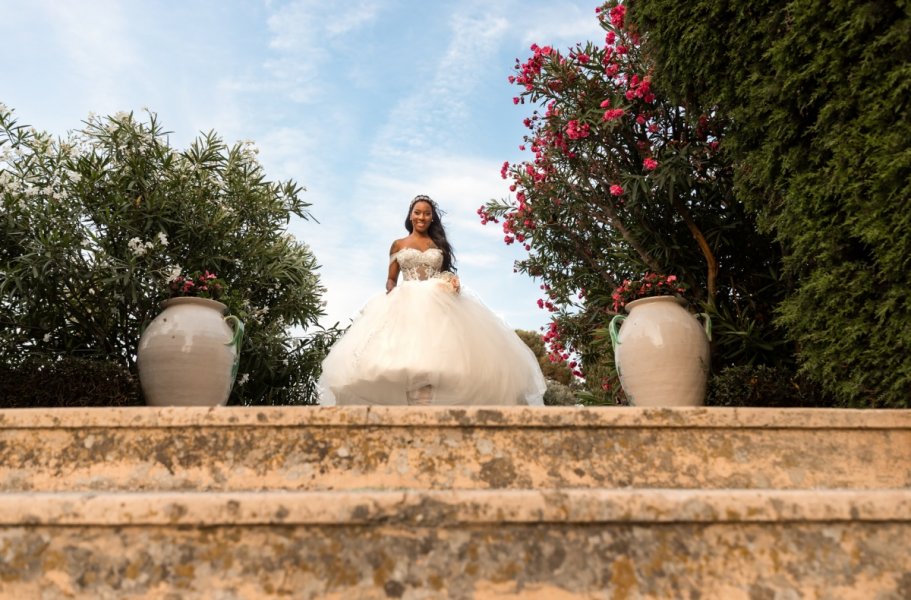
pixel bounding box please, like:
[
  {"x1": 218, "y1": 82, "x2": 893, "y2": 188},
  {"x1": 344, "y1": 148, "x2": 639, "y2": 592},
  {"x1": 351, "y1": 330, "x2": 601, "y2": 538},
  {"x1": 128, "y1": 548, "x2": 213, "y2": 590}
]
[{"x1": 438, "y1": 272, "x2": 460, "y2": 294}]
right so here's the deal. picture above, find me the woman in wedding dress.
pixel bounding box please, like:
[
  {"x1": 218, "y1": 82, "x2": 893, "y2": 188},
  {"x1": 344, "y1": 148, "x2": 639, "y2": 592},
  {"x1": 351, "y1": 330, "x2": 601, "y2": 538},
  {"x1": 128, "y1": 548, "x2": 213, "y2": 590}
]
[{"x1": 318, "y1": 194, "x2": 546, "y2": 406}]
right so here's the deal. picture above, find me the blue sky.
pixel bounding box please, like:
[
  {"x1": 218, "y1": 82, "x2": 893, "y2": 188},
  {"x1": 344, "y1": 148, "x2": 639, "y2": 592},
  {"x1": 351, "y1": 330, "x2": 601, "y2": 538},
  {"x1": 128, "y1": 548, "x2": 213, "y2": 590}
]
[{"x1": 1, "y1": 0, "x2": 604, "y2": 333}]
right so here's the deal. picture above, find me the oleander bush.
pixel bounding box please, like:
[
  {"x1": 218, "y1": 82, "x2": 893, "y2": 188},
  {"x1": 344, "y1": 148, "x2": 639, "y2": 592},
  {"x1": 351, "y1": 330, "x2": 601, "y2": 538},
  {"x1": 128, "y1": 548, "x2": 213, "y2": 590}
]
[
  {"x1": 482, "y1": 1, "x2": 790, "y2": 404},
  {"x1": 0, "y1": 105, "x2": 334, "y2": 406}
]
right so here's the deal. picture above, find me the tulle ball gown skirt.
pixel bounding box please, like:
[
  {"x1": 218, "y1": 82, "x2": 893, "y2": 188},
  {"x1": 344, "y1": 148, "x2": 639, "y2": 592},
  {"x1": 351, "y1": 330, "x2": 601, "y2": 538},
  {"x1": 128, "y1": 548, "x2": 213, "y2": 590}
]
[{"x1": 318, "y1": 280, "x2": 546, "y2": 406}]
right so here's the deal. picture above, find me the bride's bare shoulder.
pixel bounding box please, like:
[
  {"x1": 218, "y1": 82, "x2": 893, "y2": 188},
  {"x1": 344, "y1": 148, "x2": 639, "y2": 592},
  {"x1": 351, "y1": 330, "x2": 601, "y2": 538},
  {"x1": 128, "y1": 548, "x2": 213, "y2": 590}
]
[{"x1": 389, "y1": 238, "x2": 408, "y2": 255}]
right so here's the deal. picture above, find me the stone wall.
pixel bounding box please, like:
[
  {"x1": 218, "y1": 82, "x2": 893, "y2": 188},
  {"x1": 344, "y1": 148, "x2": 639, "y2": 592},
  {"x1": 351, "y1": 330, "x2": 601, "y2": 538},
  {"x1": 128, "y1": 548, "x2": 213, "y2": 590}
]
[{"x1": 1, "y1": 406, "x2": 909, "y2": 598}]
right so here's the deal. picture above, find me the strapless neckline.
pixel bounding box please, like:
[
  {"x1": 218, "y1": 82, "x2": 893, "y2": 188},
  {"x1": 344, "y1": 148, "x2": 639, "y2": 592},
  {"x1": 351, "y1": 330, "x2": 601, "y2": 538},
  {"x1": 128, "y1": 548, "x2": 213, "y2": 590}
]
[
  {"x1": 393, "y1": 247, "x2": 441, "y2": 256},
  {"x1": 395, "y1": 247, "x2": 442, "y2": 254}
]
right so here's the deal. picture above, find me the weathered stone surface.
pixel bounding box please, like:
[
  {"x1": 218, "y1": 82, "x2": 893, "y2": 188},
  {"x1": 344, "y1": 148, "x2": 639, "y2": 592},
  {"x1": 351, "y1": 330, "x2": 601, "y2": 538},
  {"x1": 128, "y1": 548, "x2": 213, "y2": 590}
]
[
  {"x1": 1, "y1": 519, "x2": 908, "y2": 598},
  {"x1": 1, "y1": 406, "x2": 909, "y2": 598},
  {"x1": 1, "y1": 406, "x2": 908, "y2": 492},
  {"x1": 0, "y1": 489, "x2": 909, "y2": 526}
]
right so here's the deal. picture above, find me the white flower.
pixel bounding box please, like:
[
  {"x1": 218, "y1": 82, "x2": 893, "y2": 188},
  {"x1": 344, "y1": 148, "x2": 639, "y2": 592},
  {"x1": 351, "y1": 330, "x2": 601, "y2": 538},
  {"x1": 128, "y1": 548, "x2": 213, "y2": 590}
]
[
  {"x1": 42, "y1": 333, "x2": 52, "y2": 342},
  {"x1": 67, "y1": 170, "x2": 82, "y2": 183},
  {"x1": 237, "y1": 373, "x2": 249, "y2": 386},
  {"x1": 157, "y1": 232, "x2": 168, "y2": 246},
  {"x1": 166, "y1": 265, "x2": 182, "y2": 283},
  {"x1": 127, "y1": 237, "x2": 151, "y2": 257}
]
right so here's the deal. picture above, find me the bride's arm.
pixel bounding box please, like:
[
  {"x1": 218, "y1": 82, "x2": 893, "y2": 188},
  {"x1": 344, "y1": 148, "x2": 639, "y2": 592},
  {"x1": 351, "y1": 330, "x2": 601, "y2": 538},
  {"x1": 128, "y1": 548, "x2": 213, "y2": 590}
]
[{"x1": 386, "y1": 241, "x2": 401, "y2": 293}]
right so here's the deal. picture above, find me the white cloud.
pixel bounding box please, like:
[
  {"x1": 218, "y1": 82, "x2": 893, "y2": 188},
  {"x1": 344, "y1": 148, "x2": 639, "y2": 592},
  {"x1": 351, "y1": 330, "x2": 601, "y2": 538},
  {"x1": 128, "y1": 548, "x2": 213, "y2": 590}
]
[
  {"x1": 23, "y1": 1, "x2": 139, "y2": 112},
  {"x1": 264, "y1": 0, "x2": 383, "y2": 103},
  {"x1": 520, "y1": 4, "x2": 606, "y2": 48},
  {"x1": 325, "y1": 0, "x2": 381, "y2": 36},
  {"x1": 372, "y1": 6, "x2": 509, "y2": 155}
]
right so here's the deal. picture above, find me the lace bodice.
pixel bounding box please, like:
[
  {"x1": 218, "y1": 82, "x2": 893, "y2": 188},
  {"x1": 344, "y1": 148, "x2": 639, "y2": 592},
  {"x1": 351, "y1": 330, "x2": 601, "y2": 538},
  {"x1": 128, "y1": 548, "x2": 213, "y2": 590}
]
[{"x1": 392, "y1": 247, "x2": 443, "y2": 281}]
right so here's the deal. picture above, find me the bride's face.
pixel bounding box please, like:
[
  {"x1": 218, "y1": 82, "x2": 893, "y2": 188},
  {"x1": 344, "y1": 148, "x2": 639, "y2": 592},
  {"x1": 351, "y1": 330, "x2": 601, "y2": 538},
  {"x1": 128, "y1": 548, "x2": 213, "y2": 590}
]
[{"x1": 410, "y1": 201, "x2": 433, "y2": 233}]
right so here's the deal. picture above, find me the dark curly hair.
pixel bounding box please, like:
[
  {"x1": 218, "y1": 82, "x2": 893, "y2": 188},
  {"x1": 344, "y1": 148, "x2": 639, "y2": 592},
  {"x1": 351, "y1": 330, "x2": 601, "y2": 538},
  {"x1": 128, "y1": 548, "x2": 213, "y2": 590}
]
[{"x1": 404, "y1": 194, "x2": 456, "y2": 273}]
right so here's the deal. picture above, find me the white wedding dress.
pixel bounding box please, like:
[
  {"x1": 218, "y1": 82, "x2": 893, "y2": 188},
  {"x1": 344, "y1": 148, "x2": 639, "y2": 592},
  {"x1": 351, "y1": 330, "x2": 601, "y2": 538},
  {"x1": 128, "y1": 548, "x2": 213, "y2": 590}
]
[{"x1": 318, "y1": 248, "x2": 546, "y2": 406}]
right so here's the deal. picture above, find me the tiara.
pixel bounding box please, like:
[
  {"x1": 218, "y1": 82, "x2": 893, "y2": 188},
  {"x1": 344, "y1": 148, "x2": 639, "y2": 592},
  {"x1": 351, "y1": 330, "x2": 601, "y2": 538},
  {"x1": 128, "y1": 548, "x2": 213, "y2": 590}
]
[{"x1": 410, "y1": 194, "x2": 440, "y2": 211}]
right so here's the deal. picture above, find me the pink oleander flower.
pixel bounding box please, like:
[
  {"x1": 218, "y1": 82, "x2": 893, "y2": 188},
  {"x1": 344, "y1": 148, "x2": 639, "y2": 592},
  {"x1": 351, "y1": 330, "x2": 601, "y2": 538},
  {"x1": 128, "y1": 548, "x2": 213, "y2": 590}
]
[
  {"x1": 168, "y1": 270, "x2": 227, "y2": 301},
  {"x1": 610, "y1": 184, "x2": 624, "y2": 196},
  {"x1": 610, "y1": 273, "x2": 691, "y2": 312},
  {"x1": 565, "y1": 119, "x2": 591, "y2": 140},
  {"x1": 610, "y1": 4, "x2": 626, "y2": 28},
  {"x1": 603, "y1": 108, "x2": 625, "y2": 121},
  {"x1": 643, "y1": 157, "x2": 658, "y2": 170}
]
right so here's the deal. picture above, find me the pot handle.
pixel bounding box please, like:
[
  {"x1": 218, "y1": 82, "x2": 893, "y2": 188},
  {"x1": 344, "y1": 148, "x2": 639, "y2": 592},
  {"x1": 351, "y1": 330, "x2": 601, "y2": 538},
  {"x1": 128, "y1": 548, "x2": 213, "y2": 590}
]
[
  {"x1": 609, "y1": 314, "x2": 625, "y2": 355},
  {"x1": 697, "y1": 312, "x2": 713, "y2": 342},
  {"x1": 224, "y1": 315, "x2": 245, "y2": 381}
]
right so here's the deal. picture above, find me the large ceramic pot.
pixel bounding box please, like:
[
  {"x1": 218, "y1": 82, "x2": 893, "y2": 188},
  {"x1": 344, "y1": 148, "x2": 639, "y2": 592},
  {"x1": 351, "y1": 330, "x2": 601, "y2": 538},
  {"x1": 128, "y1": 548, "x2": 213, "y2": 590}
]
[
  {"x1": 609, "y1": 296, "x2": 711, "y2": 407},
  {"x1": 137, "y1": 297, "x2": 244, "y2": 406}
]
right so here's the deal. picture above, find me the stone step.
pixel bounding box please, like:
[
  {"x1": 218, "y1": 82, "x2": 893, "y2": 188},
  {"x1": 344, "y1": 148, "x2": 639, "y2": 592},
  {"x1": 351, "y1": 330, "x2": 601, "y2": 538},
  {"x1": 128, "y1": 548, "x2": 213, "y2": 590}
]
[
  {"x1": 1, "y1": 488, "x2": 909, "y2": 598},
  {"x1": 1, "y1": 406, "x2": 909, "y2": 492}
]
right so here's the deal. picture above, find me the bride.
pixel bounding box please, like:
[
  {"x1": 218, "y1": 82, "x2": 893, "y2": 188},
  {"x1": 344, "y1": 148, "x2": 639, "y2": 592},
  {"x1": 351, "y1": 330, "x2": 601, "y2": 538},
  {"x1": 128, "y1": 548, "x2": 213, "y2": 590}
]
[{"x1": 318, "y1": 194, "x2": 546, "y2": 406}]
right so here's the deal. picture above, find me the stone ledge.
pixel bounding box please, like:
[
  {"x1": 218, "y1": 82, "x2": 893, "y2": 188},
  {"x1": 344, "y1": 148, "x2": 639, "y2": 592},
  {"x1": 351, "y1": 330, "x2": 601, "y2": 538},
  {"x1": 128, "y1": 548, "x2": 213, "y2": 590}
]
[
  {"x1": 1, "y1": 405, "x2": 910, "y2": 429},
  {"x1": 2, "y1": 488, "x2": 910, "y2": 527},
  {"x1": 4, "y1": 518, "x2": 907, "y2": 599},
  {"x1": 4, "y1": 407, "x2": 910, "y2": 493}
]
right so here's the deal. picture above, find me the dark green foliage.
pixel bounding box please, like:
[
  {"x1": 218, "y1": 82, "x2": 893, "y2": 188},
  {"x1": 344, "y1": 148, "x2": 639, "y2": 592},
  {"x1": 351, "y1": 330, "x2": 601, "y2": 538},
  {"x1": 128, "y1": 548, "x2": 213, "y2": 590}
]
[
  {"x1": 0, "y1": 355, "x2": 142, "y2": 408},
  {"x1": 631, "y1": 0, "x2": 911, "y2": 406},
  {"x1": 706, "y1": 364, "x2": 833, "y2": 408},
  {"x1": 242, "y1": 325, "x2": 345, "y2": 406}
]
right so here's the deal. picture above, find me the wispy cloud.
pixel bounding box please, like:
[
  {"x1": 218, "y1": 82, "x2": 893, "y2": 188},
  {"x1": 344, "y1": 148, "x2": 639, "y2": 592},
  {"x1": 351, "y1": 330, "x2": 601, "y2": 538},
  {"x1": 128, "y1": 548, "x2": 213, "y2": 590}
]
[
  {"x1": 520, "y1": 3, "x2": 606, "y2": 47},
  {"x1": 264, "y1": 0, "x2": 383, "y2": 103},
  {"x1": 19, "y1": 1, "x2": 139, "y2": 115},
  {"x1": 372, "y1": 6, "x2": 509, "y2": 157}
]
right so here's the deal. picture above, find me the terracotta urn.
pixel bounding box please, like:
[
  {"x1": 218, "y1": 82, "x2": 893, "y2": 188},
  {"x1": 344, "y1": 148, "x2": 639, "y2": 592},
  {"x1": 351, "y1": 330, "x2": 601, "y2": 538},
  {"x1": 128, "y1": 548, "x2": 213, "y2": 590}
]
[
  {"x1": 137, "y1": 297, "x2": 243, "y2": 406},
  {"x1": 609, "y1": 296, "x2": 711, "y2": 406}
]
